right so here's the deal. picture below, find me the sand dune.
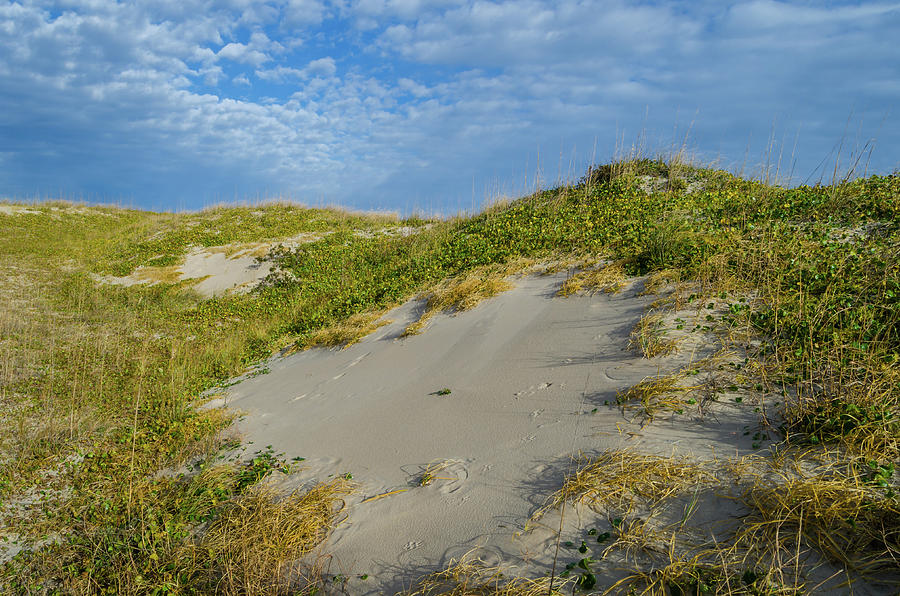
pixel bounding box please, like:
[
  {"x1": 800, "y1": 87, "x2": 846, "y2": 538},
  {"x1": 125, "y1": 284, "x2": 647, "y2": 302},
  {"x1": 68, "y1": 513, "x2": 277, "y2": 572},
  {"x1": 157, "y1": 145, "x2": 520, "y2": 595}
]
[{"x1": 208, "y1": 272, "x2": 766, "y2": 593}]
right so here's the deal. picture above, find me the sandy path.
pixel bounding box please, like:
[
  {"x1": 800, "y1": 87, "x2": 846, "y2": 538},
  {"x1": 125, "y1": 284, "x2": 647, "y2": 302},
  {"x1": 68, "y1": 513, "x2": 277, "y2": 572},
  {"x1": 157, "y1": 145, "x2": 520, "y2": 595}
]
[{"x1": 213, "y1": 273, "x2": 754, "y2": 593}]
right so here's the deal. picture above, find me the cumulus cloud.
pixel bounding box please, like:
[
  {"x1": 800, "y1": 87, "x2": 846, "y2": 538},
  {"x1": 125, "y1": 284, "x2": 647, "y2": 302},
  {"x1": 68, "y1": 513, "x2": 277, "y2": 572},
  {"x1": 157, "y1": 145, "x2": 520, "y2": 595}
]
[
  {"x1": 0, "y1": 0, "x2": 897, "y2": 212},
  {"x1": 283, "y1": 0, "x2": 329, "y2": 25},
  {"x1": 304, "y1": 56, "x2": 336, "y2": 77},
  {"x1": 256, "y1": 57, "x2": 335, "y2": 81},
  {"x1": 217, "y1": 42, "x2": 269, "y2": 65}
]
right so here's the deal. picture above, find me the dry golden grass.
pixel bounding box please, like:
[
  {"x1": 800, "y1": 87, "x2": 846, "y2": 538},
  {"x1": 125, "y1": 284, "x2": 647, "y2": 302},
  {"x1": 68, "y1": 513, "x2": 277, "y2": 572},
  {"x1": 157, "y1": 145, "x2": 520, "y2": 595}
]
[
  {"x1": 402, "y1": 560, "x2": 569, "y2": 595},
  {"x1": 738, "y1": 466, "x2": 900, "y2": 576},
  {"x1": 190, "y1": 478, "x2": 353, "y2": 595},
  {"x1": 628, "y1": 312, "x2": 679, "y2": 358},
  {"x1": 557, "y1": 261, "x2": 626, "y2": 297},
  {"x1": 536, "y1": 252, "x2": 607, "y2": 275},
  {"x1": 639, "y1": 268, "x2": 682, "y2": 296},
  {"x1": 602, "y1": 515, "x2": 673, "y2": 565},
  {"x1": 604, "y1": 555, "x2": 803, "y2": 596},
  {"x1": 402, "y1": 264, "x2": 519, "y2": 336},
  {"x1": 417, "y1": 460, "x2": 456, "y2": 487},
  {"x1": 536, "y1": 450, "x2": 713, "y2": 518},
  {"x1": 304, "y1": 310, "x2": 391, "y2": 349},
  {"x1": 616, "y1": 371, "x2": 701, "y2": 420},
  {"x1": 131, "y1": 264, "x2": 185, "y2": 284}
]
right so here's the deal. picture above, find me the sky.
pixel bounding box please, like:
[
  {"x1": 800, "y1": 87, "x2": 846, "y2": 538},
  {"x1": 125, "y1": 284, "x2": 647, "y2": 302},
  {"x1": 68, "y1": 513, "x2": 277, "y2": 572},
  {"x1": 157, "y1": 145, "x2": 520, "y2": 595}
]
[{"x1": 0, "y1": 0, "x2": 898, "y2": 214}]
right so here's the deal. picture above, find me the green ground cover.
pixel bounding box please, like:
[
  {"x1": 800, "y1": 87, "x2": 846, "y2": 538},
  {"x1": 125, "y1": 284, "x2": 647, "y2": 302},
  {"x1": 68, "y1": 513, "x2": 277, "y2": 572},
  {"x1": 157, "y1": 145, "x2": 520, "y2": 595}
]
[{"x1": 0, "y1": 160, "x2": 897, "y2": 593}]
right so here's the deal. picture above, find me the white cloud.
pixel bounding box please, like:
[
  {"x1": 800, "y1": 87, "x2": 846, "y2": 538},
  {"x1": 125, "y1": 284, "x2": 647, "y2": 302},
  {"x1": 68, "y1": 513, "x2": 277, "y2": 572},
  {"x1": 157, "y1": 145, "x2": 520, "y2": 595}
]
[
  {"x1": 283, "y1": 0, "x2": 329, "y2": 25},
  {"x1": 304, "y1": 56, "x2": 336, "y2": 77},
  {"x1": 256, "y1": 64, "x2": 303, "y2": 81},
  {"x1": 397, "y1": 77, "x2": 430, "y2": 97},
  {"x1": 217, "y1": 42, "x2": 270, "y2": 66},
  {"x1": 0, "y1": 1, "x2": 897, "y2": 212},
  {"x1": 256, "y1": 57, "x2": 336, "y2": 81},
  {"x1": 728, "y1": 1, "x2": 900, "y2": 29}
]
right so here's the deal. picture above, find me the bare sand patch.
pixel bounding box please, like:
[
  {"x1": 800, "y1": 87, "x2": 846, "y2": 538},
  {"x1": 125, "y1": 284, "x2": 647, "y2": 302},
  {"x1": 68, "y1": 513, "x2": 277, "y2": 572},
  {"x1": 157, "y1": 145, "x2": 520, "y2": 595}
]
[
  {"x1": 95, "y1": 227, "x2": 428, "y2": 298},
  {"x1": 208, "y1": 272, "x2": 776, "y2": 593},
  {"x1": 0, "y1": 205, "x2": 41, "y2": 216}
]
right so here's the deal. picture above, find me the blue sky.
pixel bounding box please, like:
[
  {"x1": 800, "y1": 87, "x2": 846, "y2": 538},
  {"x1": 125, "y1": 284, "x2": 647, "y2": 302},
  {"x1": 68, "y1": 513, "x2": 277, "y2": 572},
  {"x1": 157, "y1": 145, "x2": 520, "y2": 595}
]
[{"x1": 1, "y1": 1, "x2": 898, "y2": 214}]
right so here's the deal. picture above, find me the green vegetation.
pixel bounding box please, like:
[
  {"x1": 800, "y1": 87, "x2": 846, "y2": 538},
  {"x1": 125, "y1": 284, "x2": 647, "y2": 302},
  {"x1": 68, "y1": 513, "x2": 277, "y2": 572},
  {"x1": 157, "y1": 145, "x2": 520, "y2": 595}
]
[{"x1": 1, "y1": 157, "x2": 898, "y2": 593}]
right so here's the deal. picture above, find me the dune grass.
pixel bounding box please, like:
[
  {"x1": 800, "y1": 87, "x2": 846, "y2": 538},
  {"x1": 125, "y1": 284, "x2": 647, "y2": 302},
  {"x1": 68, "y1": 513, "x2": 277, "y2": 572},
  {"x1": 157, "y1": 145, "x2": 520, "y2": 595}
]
[
  {"x1": 402, "y1": 263, "x2": 520, "y2": 336},
  {"x1": 535, "y1": 451, "x2": 714, "y2": 519},
  {"x1": 302, "y1": 310, "x2": 392, "y2": 349},
  {"x1": 738, "y1": 462, "x2": 900, "y2": 576},
  {"x1": 1, "y1": 161, "x2": 898, "y2": 592},
  {"x1": 557, "y1": 261, "x2": 627, "y2": 296},
  {"x1": 188, "y1": 478, "x2": 353, "y2": 595},
  {"x1": 627, "y1": 312, "x2": 680, "y2": 358},
  {"x1": 401, "y1": 560, "x2": 570, "y2": 595}
]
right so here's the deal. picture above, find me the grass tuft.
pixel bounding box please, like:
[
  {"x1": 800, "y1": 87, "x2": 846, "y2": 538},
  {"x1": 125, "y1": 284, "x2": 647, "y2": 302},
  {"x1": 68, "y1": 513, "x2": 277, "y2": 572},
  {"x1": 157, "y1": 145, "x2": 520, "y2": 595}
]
[
  {"x1": 403, "y1": 264, "x2": 518, "y2": 336},
  {"x1": 401, "y1": 560, "x2": 569, "y2": 595},
  {"x1": 189, "y1": 478, "x2": 353, "y2": 595},
  {"x1": 739, "y1": 465, "x2": 900, "y2": 575},
  {"x1": 628, "y1": 312, "x2": 679, "y2": 358},
  {"x1": 557, "y1": 261, "x2": 626, "y2": 297},
  {"x1": 606, "y1": 556, "x2": 801, "y2": 596},
  {"x1": 536, "y1": 450, "x2": 713, "y2": 518},
  {"x1": 616, "y1": 371, "x2": 701, "y2": 420},
  {"x1": 303, "y1": 310, "x2": 391, "y2": 349}
]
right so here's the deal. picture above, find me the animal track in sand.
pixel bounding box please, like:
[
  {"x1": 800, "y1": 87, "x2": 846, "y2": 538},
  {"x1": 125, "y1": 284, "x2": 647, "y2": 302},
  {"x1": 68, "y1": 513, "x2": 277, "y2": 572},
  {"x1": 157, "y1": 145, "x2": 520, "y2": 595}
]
[{"x1": 513, "y1": 382, "x2": 554, "y2": 398}]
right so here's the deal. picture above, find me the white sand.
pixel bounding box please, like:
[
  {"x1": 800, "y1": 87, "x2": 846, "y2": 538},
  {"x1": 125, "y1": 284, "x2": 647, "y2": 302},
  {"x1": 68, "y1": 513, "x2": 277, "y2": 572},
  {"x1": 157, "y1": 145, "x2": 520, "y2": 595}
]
[
  {"x1": 211, "y1": 272, "x2": 773, "y2": 593},
  {"x1": 0, "y1": 205, "x2": 41, "y2": 216},
  {"x1": 96, "y1": 228, "x2": 427, "y2": 298},
  {"x1": 178, "y1": 247, "x2": 273, "y2": 297}
]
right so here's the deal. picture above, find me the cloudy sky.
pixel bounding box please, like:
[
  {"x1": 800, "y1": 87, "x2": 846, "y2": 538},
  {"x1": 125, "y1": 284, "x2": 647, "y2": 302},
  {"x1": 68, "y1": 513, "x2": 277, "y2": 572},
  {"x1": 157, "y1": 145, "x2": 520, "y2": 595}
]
[{"x1": 1, "y1": 1, "x2": 897, "y2": 213}]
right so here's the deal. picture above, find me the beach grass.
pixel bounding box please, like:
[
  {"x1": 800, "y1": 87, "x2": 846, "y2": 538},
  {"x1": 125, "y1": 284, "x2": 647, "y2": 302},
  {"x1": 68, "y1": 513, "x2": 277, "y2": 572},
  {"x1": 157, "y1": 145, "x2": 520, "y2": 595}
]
[{"x1": 1, "y1": 159, "x2": 898, "y2": 592}]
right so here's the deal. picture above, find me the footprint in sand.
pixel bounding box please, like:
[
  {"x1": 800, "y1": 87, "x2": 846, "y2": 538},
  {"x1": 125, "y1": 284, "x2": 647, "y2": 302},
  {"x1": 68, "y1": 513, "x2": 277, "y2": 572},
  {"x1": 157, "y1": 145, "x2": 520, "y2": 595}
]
[
  {"x1": 530, "y1": 463, "x2": 549, "y2": 475},
  {"x1": 514, "y1": 383, "x2": 553, "y2": 399}
]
